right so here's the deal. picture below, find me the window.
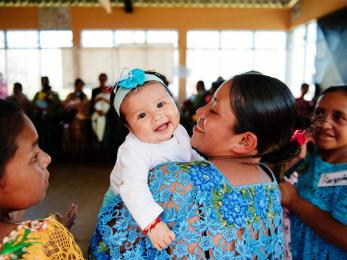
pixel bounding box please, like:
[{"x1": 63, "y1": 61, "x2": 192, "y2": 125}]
[
  {"x1": 2, "y1": 30, "x2": 73, "y2": 99},
  {"x1": 7, "y1": 30, "x2": 39, "y2": 48},
  {"x1": 188, "y1": 31, "x2": 219, "y2": 49},
  {"x1": 287, "y1": 21, "x2": 317, "y2": 98},
  {"x1": 40, "y1": 30, "x2": 73, "y2": 48},
  {"x1": 221, "y1": 31, "x2": 253, "y2": 48},
  {"x1": 254, "y1": 31, "x2": 286, "y2": 49},
  {"x1": 0, "y1": 31, "x2": 4, "y2": 48},
  {"x1": 147, "y1": 30, "x2": 178, "y2": 48},
  {"x1": 81, "y1": 30, "x2": 113, "y2": 47},
  {"x1": 80, "y1": 30, "x2": 179, "y2": 97},
  {"x1": 186, "y1": 30, "x2": 287, "y2": 97},
  {"x1": 115, "y1": 30, "x2": 145, "y2": 45},
  {"x1": 6, "y1": 49, "x2": 40, "y2": 98}
]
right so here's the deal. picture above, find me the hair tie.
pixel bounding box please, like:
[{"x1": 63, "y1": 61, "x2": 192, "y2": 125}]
[{"x1": 290, "y1": 130, "x2": 307, "y2": 146}]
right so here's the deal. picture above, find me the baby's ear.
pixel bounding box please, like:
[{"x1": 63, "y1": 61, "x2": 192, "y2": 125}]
[{"x1": 231, "y1": 132, "x2": 258, "y2": 155}]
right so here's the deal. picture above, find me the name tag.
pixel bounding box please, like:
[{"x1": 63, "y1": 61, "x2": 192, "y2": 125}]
[{"x1": 317, "y1": 171, "x2": 347, "y2": 187}]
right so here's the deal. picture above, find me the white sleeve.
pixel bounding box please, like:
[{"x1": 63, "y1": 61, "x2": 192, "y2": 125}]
[
  {"x1": 114, "y1": 143, "x2": 163, "y2": 230},
  {"x1": 192, "y1": 149, "x2": 205, "y2": 161}
]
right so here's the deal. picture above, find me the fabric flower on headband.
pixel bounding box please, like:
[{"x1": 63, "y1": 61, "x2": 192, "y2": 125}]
[{"x1": 118, "y1": 68, "x2": 145, "y2": 89}]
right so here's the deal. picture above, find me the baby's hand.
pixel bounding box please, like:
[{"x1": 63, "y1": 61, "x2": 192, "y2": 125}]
[
  {"x1": 146, "y1": 221, "x2": 175, "y2": 250},
  {"x1": 55, "y1": 203, "x2": 78, "y2": 230}
]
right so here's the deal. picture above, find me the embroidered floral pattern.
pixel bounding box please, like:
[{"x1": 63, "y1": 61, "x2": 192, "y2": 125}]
[
  {"x1": 89, "y1": 161, "x2": 284, "y2": 259},
  {"x1": 0, "y1": 219, "x2": 48, "y2": 259}
]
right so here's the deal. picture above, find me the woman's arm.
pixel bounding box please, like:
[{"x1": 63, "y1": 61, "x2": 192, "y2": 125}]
[{"x1": 280, "y1": 182, "x2": 347, "y2": 250}]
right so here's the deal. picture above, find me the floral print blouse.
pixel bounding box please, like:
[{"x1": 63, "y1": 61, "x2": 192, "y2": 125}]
[
  {"x1": 0, "y1": 216, "x2": 84, "y2": 259},
  {"x1": 89, "y1": 161, "x2": 284, "y2": 259}
]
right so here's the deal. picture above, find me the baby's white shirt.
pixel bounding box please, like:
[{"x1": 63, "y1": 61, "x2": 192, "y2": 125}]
[{"x1": 110, "y1": 124, "x2": 204, "y2": 230}]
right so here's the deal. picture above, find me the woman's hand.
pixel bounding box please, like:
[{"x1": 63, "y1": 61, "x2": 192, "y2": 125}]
[
  {"x1": 55, "y1": 203, "x2": 78, "y2": 230},
  {"x1": 147, "y1": 221, "x2": 176, "y2": 250},
  {"x1": 280, "y1": 182, "x2": 347, "y2": 250},
  {"x1": 279, "y1": 182, "x2": 299, "y2": 210}
]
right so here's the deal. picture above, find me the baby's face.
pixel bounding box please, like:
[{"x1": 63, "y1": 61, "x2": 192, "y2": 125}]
[{"x1": 121, "y1": 82, "x2": 180, "y2": 143}]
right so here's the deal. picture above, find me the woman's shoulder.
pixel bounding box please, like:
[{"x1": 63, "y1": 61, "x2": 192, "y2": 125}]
[
  {"x1": 152, "y1": 160, "x2": 211, "y2": 173},
  {"x1": 0, "y1": 216, "x2": 84, "y2": 259}
]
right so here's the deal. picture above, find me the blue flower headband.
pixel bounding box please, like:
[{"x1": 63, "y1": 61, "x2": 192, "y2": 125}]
[{"x1": 113, "y1": 68, "x2": 165, "y2": 116}]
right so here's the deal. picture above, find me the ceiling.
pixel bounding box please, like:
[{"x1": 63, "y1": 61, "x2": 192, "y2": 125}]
[{"x1": 0, "y1": 0, "x2": 299, "y2": 8}]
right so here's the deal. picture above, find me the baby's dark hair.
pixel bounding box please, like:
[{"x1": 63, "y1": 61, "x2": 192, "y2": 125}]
[
  {"x1": 229, "y1": 72, "x2": 300, "y2": 164},
  {"x1": 110, "y1": 70, "x2": 172, "y2": 125},
  {"x1": 0, "y1": 100, "x2": 25, "y2": 179}
]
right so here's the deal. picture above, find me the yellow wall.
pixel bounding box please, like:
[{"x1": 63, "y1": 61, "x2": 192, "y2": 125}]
[
  {"x1": 0, "y1": 8, "x2": 38, "y2": 28},
  {"x1": 290, "y1": 0, "x2": 347, "y2": 28},
  {"x1": 0, "y1": 7, "x2": 290, "y2": 31}
]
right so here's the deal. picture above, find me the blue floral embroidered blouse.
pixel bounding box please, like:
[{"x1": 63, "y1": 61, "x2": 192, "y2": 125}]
[
  {"x1": 290, "y1": 150, "x2": 347, "y2": 260},
  {"x1": 89, "y1": 161, "x2": 284, "y2": 259}
]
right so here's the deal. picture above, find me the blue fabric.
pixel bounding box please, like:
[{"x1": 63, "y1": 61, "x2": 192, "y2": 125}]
[
  {"x1": 118, "y1": 68, "x2": 145, "y2": 89},
  {"x1": 290, "y1": 150, "x2": 347, "y2": 260},
  {"x1": 89, "y1": 161, "x2": 284, "y2": 259}
]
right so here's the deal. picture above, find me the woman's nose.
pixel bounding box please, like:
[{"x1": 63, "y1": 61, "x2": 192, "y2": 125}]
[
  {"x1": 195, "y1": 104, "x2": 209, "y2": 119},
  {"x1": 196, "y1": 103, "x2": 208, "y2": 118},
  {"x1": 317, "y1": 118, "x2": 333, "y2": 129}
]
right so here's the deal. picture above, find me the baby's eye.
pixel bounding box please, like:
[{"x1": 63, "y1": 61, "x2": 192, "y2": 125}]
[
  {"x1": 157, "y1": 102, "x2": 165, "y2": 108},
  {"x1": 138, "y1": 112, "x2": 147, "y2": 119}
]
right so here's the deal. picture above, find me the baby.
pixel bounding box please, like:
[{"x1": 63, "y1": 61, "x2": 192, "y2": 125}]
[{"x1": 110, "y1": 68, "x2": 203, "y2": 250}]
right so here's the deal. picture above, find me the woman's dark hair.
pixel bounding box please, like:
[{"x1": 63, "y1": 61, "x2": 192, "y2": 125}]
[
  {"x1": 74, "y1": 78, "x2": 85, "y2": 87},
  {"x1": 14, "y1": 82, "x2": 23, "y2": 92},
  {"x1": 110, "y1": 70, "x2": 172, "y2": 125},
  {"x1": 196, "y1": 80, "x2": 206, "y2": 92},
  {"x1": 229, "y1": 72, "x2": 300, "y2": 164},
  {"x1": 0, "y1": 100, "x2": 25, "y2": 179},
  {"x1": 320, "y1": 85, "x2": 347, "y2": 96}
]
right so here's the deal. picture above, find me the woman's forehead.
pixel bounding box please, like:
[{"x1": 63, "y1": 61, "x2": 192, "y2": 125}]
[{"x1": 214, "y1": 81, "x2": 231, "y2": 99}]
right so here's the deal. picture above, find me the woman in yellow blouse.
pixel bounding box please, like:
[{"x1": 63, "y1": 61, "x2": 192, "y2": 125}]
[{"x1": 0, "y1": 100, "x2": 84, "y2": 259}]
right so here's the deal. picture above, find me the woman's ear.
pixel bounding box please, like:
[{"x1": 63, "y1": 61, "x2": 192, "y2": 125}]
[{"x1": 230, "y1": 132, "x2": 258, "y2": 155}]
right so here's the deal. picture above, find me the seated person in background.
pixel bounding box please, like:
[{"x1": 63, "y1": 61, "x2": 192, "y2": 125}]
[
  {"x1": 5, "y1": 82, "x2": 31, "y2": 116},
  {"x1": 63, "y1": 78, "x2": 90, "y2": 160},
  {"x1": 0, "y1": 100, "x2": 84, "y2": 259},
  {"x1": 105, "y1": 68, "x2": 203, "y2": 249}
]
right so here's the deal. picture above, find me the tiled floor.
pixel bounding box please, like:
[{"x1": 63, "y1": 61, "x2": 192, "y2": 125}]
[{"x1": 26, "y1": 161, "x2": 114, "y2": 257}]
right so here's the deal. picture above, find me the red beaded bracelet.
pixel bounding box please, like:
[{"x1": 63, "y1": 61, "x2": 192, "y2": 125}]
[{"x1": 143, "y1": 217, "x2": 162, "y2": 235}]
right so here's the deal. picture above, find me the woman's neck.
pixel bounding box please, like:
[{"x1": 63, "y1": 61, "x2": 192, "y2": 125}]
[
  {"x1": 208, "y1": 155, "x2": 260, "y2": 165},
  {"x1": 319, "y1": 147, "x2": 347, "y2": 164},
  {"x1": 208, "y1": 156, "x2": 270, "y2": 186}
]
